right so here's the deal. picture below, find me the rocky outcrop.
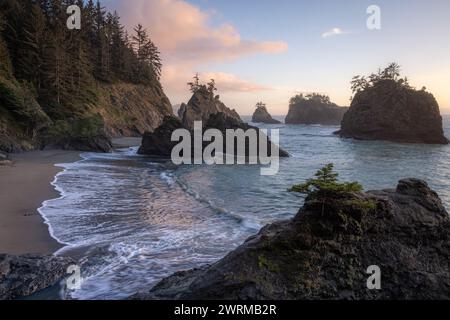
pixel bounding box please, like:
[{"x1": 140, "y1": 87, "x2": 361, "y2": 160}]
[
  {"x1": 138, "y1": 116, "x2": 184, "y2": 157},
  {"x1": 178, "y1": 88, "x2": 242, "y2": 130},
  {"x1": 252, "y1": 105, "x2": 281, "y2": 124},
  {"x1": 285, "y1": 99, "x2": 348, "y2": 125},
  {"x1": 205, "y1": 113, "x2": 289, "y2": 157},
  {"x1": 0, "y1": 254, "x2": 74, "y2": 300},
  {"x1": 336, "y1": 80, "x2": 448, "y2": 144},
  {"x1": 138, "y1": 113, "x2": 289, "y2": 158},
  {"x1": 134, "y1": 178, "x2": 450, "y2": 300}
]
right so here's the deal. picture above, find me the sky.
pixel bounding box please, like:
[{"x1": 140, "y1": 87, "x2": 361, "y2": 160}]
[{"x1": 105, "y1": 0, "x2": 450, "y2": 115}]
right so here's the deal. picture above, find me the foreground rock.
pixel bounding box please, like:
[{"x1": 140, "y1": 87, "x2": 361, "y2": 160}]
[
  {"x1": 252, "y1": 103, "x2": 281, "y2": 124},
  {"x1": 134, "y1": 178, "x2": 450, "y2": 300},
  {"x1": 138, "y1": 114, "x2": 289, "y2": 158},
  {"x1": 336, "y1": 80, "x2": 448, "y2": 144},
  {"x1": 0, "y1": 254, "x2": 74, "y2": 300},
  {"x1": 178, "y1": 87, "x2": 242, "y2": 130},
  {"x1": 285, "y1": 94, "x2": 348, "y2": 125}
]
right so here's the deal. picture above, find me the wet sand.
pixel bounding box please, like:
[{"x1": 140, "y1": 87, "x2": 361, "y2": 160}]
[{"x1": 0, "y1": 137, "x2": 142, "y2": 255}]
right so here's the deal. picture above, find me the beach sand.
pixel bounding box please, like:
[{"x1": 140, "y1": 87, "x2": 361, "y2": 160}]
[{"x1": 0, "y1": 137, "x2": 142, "y2": 255}]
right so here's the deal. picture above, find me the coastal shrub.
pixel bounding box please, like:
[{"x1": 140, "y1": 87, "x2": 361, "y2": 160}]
[
  {"x1": 289, "y1": 164, "x2": 362, "y2": 199},
  {"x1": 350, "y1": 62, "x2": 413, "y2": 95},
  {"x1": 41, "y1": 114, "x2": 106, "y2": 146}
]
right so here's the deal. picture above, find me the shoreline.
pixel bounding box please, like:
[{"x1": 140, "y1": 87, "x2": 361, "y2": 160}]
[{"x1": 0, "y1": 137, "x2": 142, "y2": 256}]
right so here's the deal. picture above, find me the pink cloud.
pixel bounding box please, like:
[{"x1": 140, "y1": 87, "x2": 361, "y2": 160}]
[
  {"x1": 107, "y1": 0, "x2": 287, "y2": 64},
  {"x1": 106, "y1": 0, "x2": 287, "y2": 102},
  {"x1": 200, "y1": 72, "x2": 272, "y2": 93}
]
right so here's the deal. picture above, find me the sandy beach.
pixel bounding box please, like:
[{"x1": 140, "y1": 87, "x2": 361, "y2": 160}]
[{"x1": 0, "y1": 137, "x2": 142, "y2": 255}]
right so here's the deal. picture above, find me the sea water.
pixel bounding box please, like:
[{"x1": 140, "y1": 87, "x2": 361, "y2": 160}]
[{"x1": 39, "y1": 116, "x2": 450, "y2": 299}]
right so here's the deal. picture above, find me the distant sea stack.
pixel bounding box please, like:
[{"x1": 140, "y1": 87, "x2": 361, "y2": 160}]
[
  {"x1": 285, "y1": 93, "x2": 348, "y2": 125},
  {"x1": 251, "y1": 102, "x2": 281, "y2": 124},
  {"x1": 336, "y1": 63, "x2": 448, "y2": 144},
  {"x1": 133, "y1": 177, "x2": 450, "y2": 300}
]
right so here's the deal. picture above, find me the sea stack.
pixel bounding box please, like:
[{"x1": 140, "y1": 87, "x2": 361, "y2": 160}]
[
  {"x1": 178, "y1": 86, "x2": 242, "y2": 130},
  {"x1": 336, "y1": 64, "x2": 448, "y2": 144},
  {"x1": 133, "y1": 177, "x2": 450, "y2": 300},
  {"x1": 251, "y1": 102, "x2": 281, "y2": 124},
  {"x1": 285, "y1": 93, "x2": 348, "y2": 125}
]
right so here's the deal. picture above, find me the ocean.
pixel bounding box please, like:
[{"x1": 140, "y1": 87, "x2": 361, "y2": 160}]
[{"x1": 39, "y1": 115, "x2": 450, "y2": 300}]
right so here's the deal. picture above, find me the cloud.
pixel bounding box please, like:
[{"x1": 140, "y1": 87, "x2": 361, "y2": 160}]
[
  {"x1": 105, "y1": 0, "x2": 287, "y2": 104},
  {"x1": 199, "y1": 72, "x2": 272, "y2": 93},
  {"x1": 321, "y1": 27, "x2": 346, "y2": 38},
  {"x1": 107, "y1": 0, "x2": 288, "y2": 65}
]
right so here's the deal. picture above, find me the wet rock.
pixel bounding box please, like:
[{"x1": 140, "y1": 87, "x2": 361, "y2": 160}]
[
  {"x1": 0, "y1": 254, "x2": 74, "y2": 300},
  {"x1": 134, "y1": 178, "x2": 450, "y2": 300}
]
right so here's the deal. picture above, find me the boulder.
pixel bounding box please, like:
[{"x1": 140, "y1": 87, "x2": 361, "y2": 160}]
[
  {"x1": 336, "y1": 80, "x2": 448, "y2": 144},
  {"x1": 285, "y1": 97, "x2": 348, "y2": 125},
  {"x1": 252, "y1": 105, "x2": 281, "y2": 124},
  {"x1": 134, "y1": 178, "x2": 450, "y2": 300},
  {"x1": 179, "y1": 88, "x2": 242, "y2": 130},
  {"x1": 0, "y1": 254, "x2": 74, "y2": 300}
]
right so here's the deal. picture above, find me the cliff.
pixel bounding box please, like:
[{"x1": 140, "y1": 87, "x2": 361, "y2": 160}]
[
  {"x1": 133, "y1": 178, "x2": 450, "y2": 300},
  {"x1": 252, "y1": 105, "x2": 281, "y2": 124},
  {"x1": 336, "y1": 80, "x2": 448, "y2": 144},
  {"x1": 285, "y1": 96, "x2": 348, "y2": 125},
  {"x1": 0, "y1": 78, "x2": 173, "y2": 153}
]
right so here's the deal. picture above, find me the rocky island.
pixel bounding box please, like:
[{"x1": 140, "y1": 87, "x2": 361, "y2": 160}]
[
  {"x1": 285, "y1": 93, "x2": 348, "y2": 125},
  {"x1": 133, "y1": 165, "x2": 450, "y2": 300},
  {"x1": 139, "y1": 79, "x2": 289, "y2": 158},
  {"x1": 336, "y1": 63, "x2": 448, "y2": 144},
  {"x1": 251, "y1": 102, "x2": 281, "y2": 124}
]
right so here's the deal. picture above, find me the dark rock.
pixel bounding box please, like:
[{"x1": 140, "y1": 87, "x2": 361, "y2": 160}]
[
  {"x1": 134, "y1": 178, "x2": 450, "y2": 300},
  {"x1": 138, "y1": 113, "x2": 289, "y2": 158},
  {"x1": 179, "y1": 88, "x2": 242, "y2": 130},
  {"x1": 336, "y1": 80, "x2": 448, "y2": 144},
  {"x1": 285, "y1": 98, "x2": 348, "y2": 125},
  {"x1": 0, "y1": 254, "x2": 74, "y2": 300},
  {"x1": 205, "y1": 113, "x2": 289, "y2": 158},
  {"x1": 138, "y1": 116, "x2": 185, "y2": 157},
  {"x1": 252, "y1": 105, "x2": 281, "y2": 124}
]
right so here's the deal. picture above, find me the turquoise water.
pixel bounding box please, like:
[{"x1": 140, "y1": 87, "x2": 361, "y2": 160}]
[{"x1": 41, "y1": 116, "x2": 450, "y2": 299}]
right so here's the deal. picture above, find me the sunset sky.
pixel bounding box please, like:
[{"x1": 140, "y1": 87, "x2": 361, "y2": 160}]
[{"x1": 105, "y1": 0, "x2": 450, "y2": 115}]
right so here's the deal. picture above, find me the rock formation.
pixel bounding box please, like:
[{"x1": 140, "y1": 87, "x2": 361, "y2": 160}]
[
  {"x1": 252, "y1": 103, "x2": 281, "y2": 124},
  {"x1": 336, "y1": 80, "x2": 448, "y2": 144},
  {"x1": 138, "y1": 114, "x2": 289, "y2": 158},
  {"x1": 133, "y1": 178, "x2": 450, "y2": 300},
  {"x1": 285, "y1": 94, "x2": 348, "y2": 125},
  {"x1": 178, "y1": 87, "x2": 242, "y2": 130},
  {"x1": 0, "y1": 254, "x2": 74, "y2": 300},
  {"x1": 138, "y1": 116, "x2": 184, "y2": 157}
]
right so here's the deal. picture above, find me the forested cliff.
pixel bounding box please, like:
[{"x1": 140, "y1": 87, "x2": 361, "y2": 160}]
[{"x1": 0, "y1": 0, "x2": 172, "y2": 152}]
